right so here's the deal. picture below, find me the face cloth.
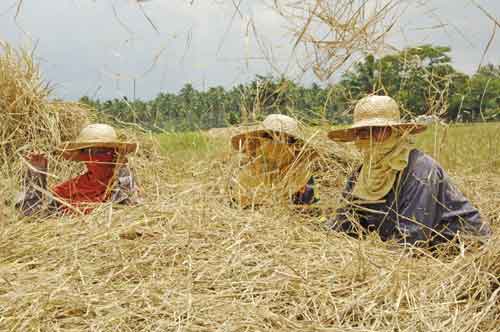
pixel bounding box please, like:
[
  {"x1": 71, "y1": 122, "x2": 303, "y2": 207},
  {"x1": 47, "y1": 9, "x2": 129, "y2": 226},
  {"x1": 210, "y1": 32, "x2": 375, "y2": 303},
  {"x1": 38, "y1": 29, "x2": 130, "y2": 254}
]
[
  {"x1": 352, "y1": 131, "x2": 411, "y2": 201},
  {"x1": 52, "y1": 150, "x2": 117, "y2": 213},
  {"x1": 235, "y1": 140, "x2": 311, "y2": 206}
]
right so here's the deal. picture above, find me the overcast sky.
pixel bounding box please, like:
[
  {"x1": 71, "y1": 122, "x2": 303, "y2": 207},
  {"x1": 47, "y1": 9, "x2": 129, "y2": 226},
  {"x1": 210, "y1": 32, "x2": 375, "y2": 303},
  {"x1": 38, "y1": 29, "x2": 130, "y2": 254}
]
[{"x1": 0, "y1": 0, "x2": 499, "y2": 100}]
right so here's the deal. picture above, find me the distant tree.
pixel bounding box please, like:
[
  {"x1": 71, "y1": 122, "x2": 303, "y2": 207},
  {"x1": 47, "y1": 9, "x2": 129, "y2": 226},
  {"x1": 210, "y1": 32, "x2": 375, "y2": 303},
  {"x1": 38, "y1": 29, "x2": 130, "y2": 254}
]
[
  {"x1": 339, "y1": 45, "x2": 464, "y2": 120},
  {"x1": 80, "y1": 50, "x2": 500, "y2": 130},
  {"x1": 460, "y1": 64, "x2": 500, "y2": 121}
]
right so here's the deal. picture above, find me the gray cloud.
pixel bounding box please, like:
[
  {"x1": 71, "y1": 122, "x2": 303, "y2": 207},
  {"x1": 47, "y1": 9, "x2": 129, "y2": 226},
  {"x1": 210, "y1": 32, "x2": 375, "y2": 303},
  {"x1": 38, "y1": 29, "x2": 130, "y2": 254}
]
[{"x1": 0, "y1": 0, "x2": 498, "y2": 100}]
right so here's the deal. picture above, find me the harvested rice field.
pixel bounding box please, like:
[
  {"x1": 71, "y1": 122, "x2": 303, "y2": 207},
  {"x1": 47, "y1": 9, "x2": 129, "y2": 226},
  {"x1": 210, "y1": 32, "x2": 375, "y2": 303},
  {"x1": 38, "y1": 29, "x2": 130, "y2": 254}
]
[{"x1": 0, "y1": 123, "x2": 499, "y2": 331}]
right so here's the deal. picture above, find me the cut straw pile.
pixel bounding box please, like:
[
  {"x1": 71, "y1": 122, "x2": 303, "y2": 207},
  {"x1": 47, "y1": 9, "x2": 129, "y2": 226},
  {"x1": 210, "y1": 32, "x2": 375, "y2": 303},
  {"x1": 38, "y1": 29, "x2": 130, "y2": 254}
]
[
  {"x1": 0, "y1": 130, "x2": 498, "y2": 331},
  {"x1": 0, "y1": 41, "x2": 89, "y2": 167}
]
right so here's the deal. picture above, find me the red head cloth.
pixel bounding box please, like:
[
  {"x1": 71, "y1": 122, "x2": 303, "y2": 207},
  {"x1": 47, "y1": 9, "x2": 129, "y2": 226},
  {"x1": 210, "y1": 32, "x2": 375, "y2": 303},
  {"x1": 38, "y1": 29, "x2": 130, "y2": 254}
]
[{"x1": 52, "y1": 150, "x2": 117, "y2": 214}]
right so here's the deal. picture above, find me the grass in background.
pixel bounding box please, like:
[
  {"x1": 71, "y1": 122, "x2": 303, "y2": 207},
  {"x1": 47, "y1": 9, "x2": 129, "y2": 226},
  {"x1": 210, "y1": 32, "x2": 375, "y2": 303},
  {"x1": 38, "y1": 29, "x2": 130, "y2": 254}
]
[
  {"x1": 415, "y1": 122, "x2": 500, "y2": 174},
  {"x1": 156, "y1": 123, "x2": 500, "y2": 174},
  {"x1": 157, "y1": 131, "x2": 214, "y2": 158}
]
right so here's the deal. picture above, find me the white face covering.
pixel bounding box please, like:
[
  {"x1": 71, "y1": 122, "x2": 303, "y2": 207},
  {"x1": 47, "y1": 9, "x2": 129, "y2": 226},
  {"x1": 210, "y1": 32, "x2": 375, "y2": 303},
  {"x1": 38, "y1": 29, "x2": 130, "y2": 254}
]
[{"x1": 352, "y1": 131, "x2": 411, "y2": 201}]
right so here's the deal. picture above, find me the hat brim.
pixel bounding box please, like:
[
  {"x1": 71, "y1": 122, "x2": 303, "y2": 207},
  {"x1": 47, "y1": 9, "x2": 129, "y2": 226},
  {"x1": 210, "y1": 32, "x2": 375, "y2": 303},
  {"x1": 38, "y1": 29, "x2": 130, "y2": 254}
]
[
  {"x1": 57, "y1": 141, "x2": 137, "y2": 160},
  {"x1": 231, "y1": 128, "x2": 303, "y2": 151},
  {"x1": 328, "y1": 123, "x2": 427, "y2": 142},
  {"x1": 231, "y1": 129, "x2": 320, "y2": 163}
]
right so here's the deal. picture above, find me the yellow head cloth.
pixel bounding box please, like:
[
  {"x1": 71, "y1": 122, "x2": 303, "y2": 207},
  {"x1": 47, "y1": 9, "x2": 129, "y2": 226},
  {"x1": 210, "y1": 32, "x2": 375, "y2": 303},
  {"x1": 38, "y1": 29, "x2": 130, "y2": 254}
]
[
  {"x1": 234, "y1": 140, "x2": 312, "y2": 207},
  {"x1": 352, "y1": 131, "x2": 411, "y2": 201}
]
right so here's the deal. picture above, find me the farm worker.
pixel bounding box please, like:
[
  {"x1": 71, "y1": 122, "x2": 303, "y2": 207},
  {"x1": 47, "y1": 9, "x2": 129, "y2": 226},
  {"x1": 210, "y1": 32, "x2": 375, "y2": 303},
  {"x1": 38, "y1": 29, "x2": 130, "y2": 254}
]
[
  {"x1": 16, "y1": 123, "x2": 141, "y2": 216},
  {"x1": 325, "y1": 96, "x2": 491, "y2": 246},
  {"x1": 230, "y1": 114, "x2": 319, "y2": 208}
]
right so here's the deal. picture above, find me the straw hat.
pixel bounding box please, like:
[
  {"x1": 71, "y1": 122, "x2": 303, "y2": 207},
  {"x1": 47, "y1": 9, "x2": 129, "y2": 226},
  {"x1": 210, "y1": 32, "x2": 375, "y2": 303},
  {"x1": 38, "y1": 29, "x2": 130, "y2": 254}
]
[
  {"x1": 58, "y1": 123, "x2": 137, "y2": 158},
  {"x1": 231, "y1": 114, "x2": 305, "y2": 151},
  {"x1": 328, "y1": 96, "x2": 427, "y2": 142}
]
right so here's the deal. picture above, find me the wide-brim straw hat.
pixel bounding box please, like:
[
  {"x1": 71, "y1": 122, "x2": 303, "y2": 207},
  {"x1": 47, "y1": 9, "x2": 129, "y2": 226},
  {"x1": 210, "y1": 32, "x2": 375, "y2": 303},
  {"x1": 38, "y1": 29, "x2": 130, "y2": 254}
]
[
  {"x1": 57, "y1": 123, "x2": 137, "y2": 160},
  {"x1": 231, "y1": 114, "x2": 308, "y2": 151},
  {"x1": 328, "y1": 96, "x2": 427, "y2": 142}
]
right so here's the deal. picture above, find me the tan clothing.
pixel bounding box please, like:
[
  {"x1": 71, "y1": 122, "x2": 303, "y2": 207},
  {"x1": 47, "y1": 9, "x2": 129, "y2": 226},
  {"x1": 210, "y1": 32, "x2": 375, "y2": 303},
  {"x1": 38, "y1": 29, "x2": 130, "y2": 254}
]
[
  {"x1": 352, "y1": 134, "x2": 411, "y2": 201},
  {"x1": 232, "y1": 141, "x2": 315, "y2": 207}
]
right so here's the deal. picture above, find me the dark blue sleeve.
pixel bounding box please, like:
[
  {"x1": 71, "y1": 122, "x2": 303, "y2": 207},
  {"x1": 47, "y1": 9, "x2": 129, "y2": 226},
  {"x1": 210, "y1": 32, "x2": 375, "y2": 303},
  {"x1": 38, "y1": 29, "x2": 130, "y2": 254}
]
[
  {"x1": 395, "y1": 162, "x2": 443, "y2": 244},
  {"x1": 293, "y1": 177, "x2": 318, "y2": 205},
  {"x1": 395, "y1": 152, "x2": 490, "y2": 245},
  {"x1": 434, "y1": 169, "x2": 490, "y2": 243}
]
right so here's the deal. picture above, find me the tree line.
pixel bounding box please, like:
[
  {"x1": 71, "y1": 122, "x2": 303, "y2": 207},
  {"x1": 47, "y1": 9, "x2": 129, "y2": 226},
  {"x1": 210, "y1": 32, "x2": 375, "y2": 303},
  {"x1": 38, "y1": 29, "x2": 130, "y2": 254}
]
[{"x1": 80, "y1": 45, "x2": 500, "y2": 131}]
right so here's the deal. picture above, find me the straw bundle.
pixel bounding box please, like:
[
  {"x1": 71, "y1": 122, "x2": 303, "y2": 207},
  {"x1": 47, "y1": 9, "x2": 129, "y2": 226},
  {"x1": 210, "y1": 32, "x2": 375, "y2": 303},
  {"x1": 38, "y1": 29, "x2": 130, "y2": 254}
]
[{"x1": 0, "y1": 42, "x2": 89, "y2": 165}]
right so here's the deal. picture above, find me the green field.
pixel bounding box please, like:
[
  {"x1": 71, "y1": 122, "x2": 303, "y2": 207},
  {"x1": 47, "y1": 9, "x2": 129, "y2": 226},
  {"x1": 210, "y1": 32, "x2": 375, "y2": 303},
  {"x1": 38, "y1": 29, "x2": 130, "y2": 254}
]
[
  {"x1": 415, "y1": 122, "x2": 500, "y2": 173},
  {"x1": 157, "y1": 122, "x2": 500, "y2": 172}
]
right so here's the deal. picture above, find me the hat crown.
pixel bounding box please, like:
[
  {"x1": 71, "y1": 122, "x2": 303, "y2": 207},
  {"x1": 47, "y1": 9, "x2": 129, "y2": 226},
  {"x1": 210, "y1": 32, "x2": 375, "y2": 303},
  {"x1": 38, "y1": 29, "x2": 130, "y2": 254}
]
[
  {"x1": 262, "y1": 114, "x2": 298, "y2": 134},
  {"x1": 76, "y1": 123, "x2": 117, "y2": 143},
  {"x1": 353, "y1": 96, "x2": 401, "y2": 125}
]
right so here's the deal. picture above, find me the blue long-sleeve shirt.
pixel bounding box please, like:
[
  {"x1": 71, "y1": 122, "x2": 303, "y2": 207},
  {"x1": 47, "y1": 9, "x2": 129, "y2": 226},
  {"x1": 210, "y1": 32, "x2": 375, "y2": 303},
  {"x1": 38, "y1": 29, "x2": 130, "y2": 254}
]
[{"x1": 327, "y1": 149, "x2": 491, "y2": 245}]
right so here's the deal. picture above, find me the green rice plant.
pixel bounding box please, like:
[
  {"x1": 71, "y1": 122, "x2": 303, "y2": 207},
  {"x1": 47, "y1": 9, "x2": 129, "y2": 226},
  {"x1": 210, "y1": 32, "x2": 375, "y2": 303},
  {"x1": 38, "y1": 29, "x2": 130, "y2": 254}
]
[
  {"x1": 157, "y1": 131, "x2": 213, "y2": 156},
  {"x1": 415, "y1": 122, "x2": 500, "y2": 174}
]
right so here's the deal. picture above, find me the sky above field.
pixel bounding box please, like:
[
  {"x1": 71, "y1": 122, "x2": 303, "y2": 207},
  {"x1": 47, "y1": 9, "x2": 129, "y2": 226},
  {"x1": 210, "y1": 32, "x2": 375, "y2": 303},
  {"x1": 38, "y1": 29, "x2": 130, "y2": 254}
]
[{"x1": 0, "y1": 0, "x2": 499, "y2": 100}]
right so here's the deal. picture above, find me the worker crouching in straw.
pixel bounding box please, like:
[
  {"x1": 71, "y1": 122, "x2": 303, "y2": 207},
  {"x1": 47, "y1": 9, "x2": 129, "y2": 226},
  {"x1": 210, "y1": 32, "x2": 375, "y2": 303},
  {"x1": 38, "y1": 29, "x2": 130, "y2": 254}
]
[
  {"x1": 326, "y1": 96, "x2": 491, "y2": 246},
  {"x1": 230, "y1": 114, "x2": 319, "y2": 208},
  {"x1": 16, "y1": 123, "x2": 141, "y2": 216}
]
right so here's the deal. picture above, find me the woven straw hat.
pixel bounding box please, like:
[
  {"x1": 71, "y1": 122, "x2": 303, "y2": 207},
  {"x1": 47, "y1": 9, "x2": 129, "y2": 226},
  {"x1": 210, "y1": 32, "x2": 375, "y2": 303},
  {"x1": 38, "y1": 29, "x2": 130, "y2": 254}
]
[
  {"x1": 231, "y1": 114, "x2": 306, "y2": 151},
  {"x1": 58, "y1": 124, "x2": 137, "y2": 158},
  {"x1": 328, "y1": 96, "x2": 427, "y2": 142}
]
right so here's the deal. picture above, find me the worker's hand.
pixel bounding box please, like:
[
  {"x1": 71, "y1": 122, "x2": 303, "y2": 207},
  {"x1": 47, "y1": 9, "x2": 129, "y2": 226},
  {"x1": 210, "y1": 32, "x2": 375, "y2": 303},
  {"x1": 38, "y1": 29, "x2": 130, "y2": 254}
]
[{"x1": 26, "y1": 153, "x2": 48, "y2": 171}]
